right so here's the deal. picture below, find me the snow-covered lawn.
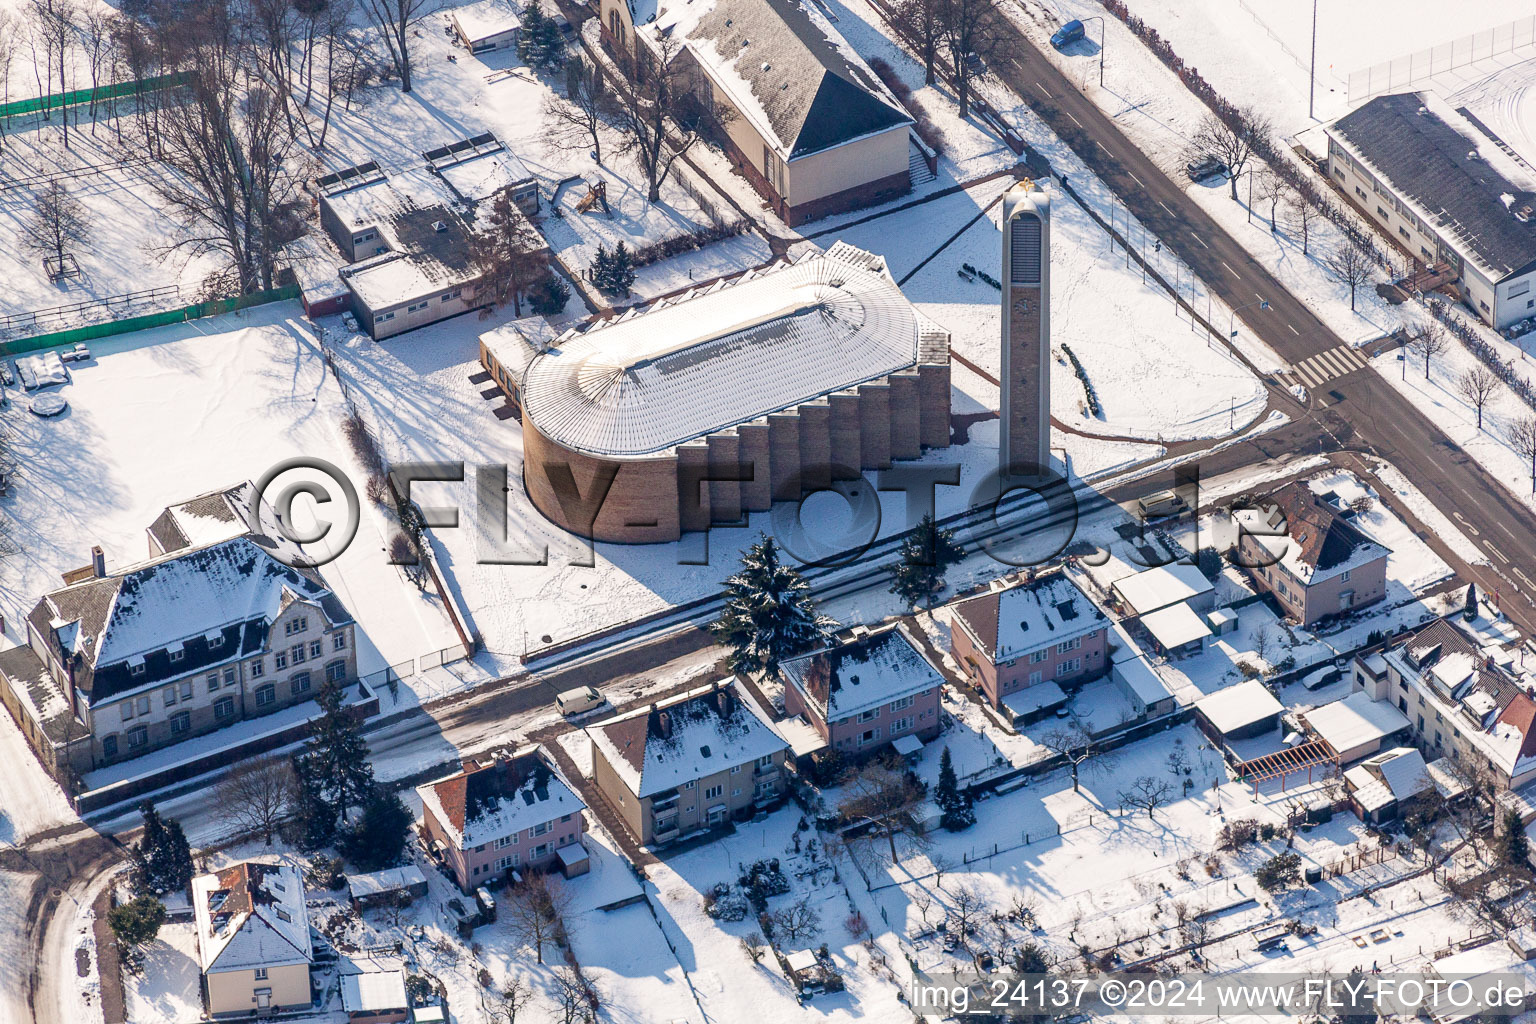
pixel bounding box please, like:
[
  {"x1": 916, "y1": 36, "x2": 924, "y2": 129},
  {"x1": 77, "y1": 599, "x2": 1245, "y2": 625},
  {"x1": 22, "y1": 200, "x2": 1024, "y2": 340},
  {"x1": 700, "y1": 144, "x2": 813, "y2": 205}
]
[
  {"x1": 123, "y1": 918, "x2": 203, "y2": 1024},
  {"x1": 0, "y1": 305, "x2": 464, "y2": 703},
  {"x1": 0, "y1": 696, "x2": 77, "y2": 841}
]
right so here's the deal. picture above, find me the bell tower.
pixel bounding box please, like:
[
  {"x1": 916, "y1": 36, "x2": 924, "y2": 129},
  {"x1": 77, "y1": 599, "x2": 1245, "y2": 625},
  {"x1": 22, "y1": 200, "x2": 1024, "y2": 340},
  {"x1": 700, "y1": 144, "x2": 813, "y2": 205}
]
[{"x1": 1000, "y1": 180, "x2": 1051, "y2": 476}]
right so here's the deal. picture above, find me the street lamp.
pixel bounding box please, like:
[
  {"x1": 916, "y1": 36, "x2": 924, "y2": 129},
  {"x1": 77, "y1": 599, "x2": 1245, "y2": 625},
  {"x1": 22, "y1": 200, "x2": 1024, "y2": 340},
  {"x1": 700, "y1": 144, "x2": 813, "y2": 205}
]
[
  {"x1": 1082, "y1": 16, "x2": 1105, "y2": 87},
  {"x1": 1230, "y1": 298, "x2": 1270, "y2": 345}
]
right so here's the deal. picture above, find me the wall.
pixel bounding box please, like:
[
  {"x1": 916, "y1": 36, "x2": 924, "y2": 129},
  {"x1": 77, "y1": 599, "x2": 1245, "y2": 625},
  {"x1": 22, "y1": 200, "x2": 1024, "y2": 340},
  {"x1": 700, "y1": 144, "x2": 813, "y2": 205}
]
[
  {"x1": 455, "y1": 813, "x2": 585, "y2": 890},
  {"x1": 351, "y1": 278, "x2": 482, "y2": 341},
  {"x1": 950, "y1": 619, "x2": 1108, "y2": 709},
  {"x1": 822, "y1": 688, "x2": 942, "y2": 752},
  {"x1": 206, "y1": 963, "x2": 310, "y2": 1016},
  {"x1": 787, "y1": 128, "x2": 910, "y2": 207}
]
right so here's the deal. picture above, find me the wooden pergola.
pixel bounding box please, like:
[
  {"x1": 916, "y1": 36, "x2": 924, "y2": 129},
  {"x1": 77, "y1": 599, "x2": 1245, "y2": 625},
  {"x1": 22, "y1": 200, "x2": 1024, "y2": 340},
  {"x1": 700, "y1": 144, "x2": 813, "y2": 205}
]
[{"x1": 1235, "y1": 740, "x2": 1336, "y2": 795}]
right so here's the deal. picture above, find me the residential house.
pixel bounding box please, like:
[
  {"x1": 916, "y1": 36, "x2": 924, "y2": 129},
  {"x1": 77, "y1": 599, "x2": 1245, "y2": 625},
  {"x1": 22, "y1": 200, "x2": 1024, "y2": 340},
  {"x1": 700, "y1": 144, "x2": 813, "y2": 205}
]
[
  {"x1": 0, "y1": 487, "x2": 358, "y2": 786},
  {"x1": 1109, "y1": 562, "x2": 1215, "y2": 617},
  {"x1": 1354, "y1": 616, "x2": 1536, "y2": 788},
  {"x1": 1299, "y1": 689, "x2": 1412, "y2": 763},
  {"x1": 1344, "y1": 746, "x2": 1460, "y2": 824},
  {"x1": 1235, "y1": 482, "x2": 1389, "y2": 626},
  {"x1": 779, "y1": 623, "x2": 943, "y2": 756},
  {"x1": 1324, "y1": 91, "x2": 1536, "y2": 330},
  {"x1": 587, "y1": 680, "x2": 788, "y2": 846},
  {"x1": 192, "y1": 861, "x2": 314, "y2": 1017},
  {"x1": 949, "y1": 571, "x2": 1110, "y2": 720},
  {"x1": 598, "y1": 0, "x2": 915, "y2": 225},
  {"x1": 417, "y1": 745, "x2": 587, "y2": 891}
]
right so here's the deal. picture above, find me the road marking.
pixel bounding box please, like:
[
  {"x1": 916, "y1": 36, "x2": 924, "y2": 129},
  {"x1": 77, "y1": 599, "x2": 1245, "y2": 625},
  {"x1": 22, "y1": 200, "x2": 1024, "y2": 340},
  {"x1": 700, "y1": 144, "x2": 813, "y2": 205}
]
[
  {"x1": 1486, "y1": 540, "x2": 1510, "y2": 564},
  {"x1": 1314, "y1": 350, "x2": 1351, "y2": 377},
  {"x1": 1190, "y1": 231, "x2": 1209, "y2": 249},
  {"x1": 1453, "y1": 511, "x2": 1480, "y2": 536},
  {"x1": 1294, "y1": 361, "x2": 1325, "y2": 387},
  {"x1": 1127, "y1": 171, "x2": 1144, "y2": 188},
  {"x1": 1222, "y1": 262, "x2": 1241, "y2": 280},
  {"x1": 1288, "y1": 324, "x2": 1300, "y2": 336},
  {"x1": 1517, "y1": 568, "x2": 1535, "y2": 589},
  {"x1": 1158, "y1": 200, "x2": 1176, "y2": 217},
  {"x1": 1066, "y1": 111, "x2": 1084, "y2": 128},
  {"x1": 1036, "y1": 82, "x2": 1052, "y2": 99}
]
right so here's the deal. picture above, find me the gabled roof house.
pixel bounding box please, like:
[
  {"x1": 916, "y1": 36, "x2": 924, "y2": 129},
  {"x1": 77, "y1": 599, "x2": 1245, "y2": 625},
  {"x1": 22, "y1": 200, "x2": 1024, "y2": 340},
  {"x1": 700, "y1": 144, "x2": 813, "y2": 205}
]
[{"x1": 192, "y1": 861, "x2": 313, "y2": 1017}]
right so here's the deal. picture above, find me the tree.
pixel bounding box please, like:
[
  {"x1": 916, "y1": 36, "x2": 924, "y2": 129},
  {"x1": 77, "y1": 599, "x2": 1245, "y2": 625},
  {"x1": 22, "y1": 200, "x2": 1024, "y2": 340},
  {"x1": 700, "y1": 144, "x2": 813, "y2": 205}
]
[
  {"x1": 1510, "y1": 416, "x2": 1536, "y2": 495},
  {"x1": 342, "y1": 787, "x2": 413, "y2": 870},
  {"x1": 1289, "y1": 190, "x2": 1320, "y2": 255},
  {"x1": 26, "y1": 0, "x2": 79, "y2": 148},
  {"x1": 948, "y1": 883, "x2": 987, "y2": 940},
  {"x1": 741, "y1": 930, "x2": 767, "y2": 964},
  {"x1": 505, "y1": 872, "x2": 570, "y2": 964},
  {"x1": 357, "y1": 0, "x2": 435, "y2": 93},
  {"x1": 302, "y1": 679, "x2": 375, "y2": 822},
  {"x1": 216, "y1": 754, "x2": 293, "y2": 845},
  {"x1": 545, "y1": 55, "x2": 611, "y2": 162},
  {"x1": 934, "y1": 746, "x2": 975, "y2": 832},
  {"x1": 711, "y1": 534, "x2": 836, "y2": 677},
  {"x1": 551, "y1": 964, "x2": 596, "y2": 1024},
  {"x1": 1254, "y1": 167, "x2": 1285, "y2": 231},
  {"x1": 1165, "y1": 745, "x2": 1191, "y2": 780},
  {"x1": 23, "y1": 179, "x2": 88, "y2": 272},
  {"x1": 1495, "y1": 807, "x2": 1529, "y2": 871},
  {"x1": 937, "y1": 0, "x2": 997, "y2": 119},
  {"x1": 612, "y1": 37, "x2": 728, "y2": 202},
  {"x1": 1194, "y1": 546, "x2": 1223, "y2": 582},
  {"x1": 516, "y1": 3, "x2": 564, "y2": 71},
  {"x1": 108, "y1": 895, "x2": 166, "y2": 965},
  {"x1": 1254, "y1": 851, "x2": 1301, "y2": 892},
  {"x1": 1408, "y1": 323, "x2": 1450, "y2": 380},
  {"x1": 1324, "y1": 238, "x2": 1373, "y2": 312},
  {"x1": 1190, "y1": 107, "x2": 1273, "y2": 202},
  {"x1": 1118, "y1": 775, "x2": 1174, "y2": 820},
  {"x1": 836, "y1": 761, "x2": 926, "y2": 865},
  {"x1": 528, "y1": 274, "x2": 571, "y2": 315},
  {"x1": 1456, "y1": 366, "x2": 1502, "y2": 430},
  {"x1": 285, "y1": 754, "x2": 339, "y2": 852},
  {"x1": 485, "y1": 976, "x2": 531, "y2": 1024},
  {"x1": 129, "y1": 803, "x2": 194, "y2": 897},
  {"x1": 589, "y1": 242, "x2": 635, "y2": 298},
  {"x1": 888, "y1": 513, "x2": 965, "y2": 609},
  {"x1": 893, "y1": 0, "x2": 942, "y2": 84},
  {"x1": 769, "y1": 895, "x2": 821, "y2": 942},
  {"x1": 469, "y1": 189, "x2": 548, "y2": 317},
  {"x1": 1039, "y1": 717, "x2": 1117, "y2": 793}
]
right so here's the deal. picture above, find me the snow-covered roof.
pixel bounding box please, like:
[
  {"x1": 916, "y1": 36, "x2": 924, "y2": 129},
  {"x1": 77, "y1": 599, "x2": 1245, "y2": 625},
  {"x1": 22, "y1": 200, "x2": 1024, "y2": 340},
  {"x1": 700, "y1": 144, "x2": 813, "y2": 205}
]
[
  {"x1": 1111, "y1": 562, "x2": 1213, "y2": 617},
  {"x1": 779, "y1": 624, "x2": 942, "y2": 722},
  {"x1": 425, "y1": 134, "x2": 535, "y2": 203},
  {"x1": 1195, "y1": 679, "x2": 1283, "y2": 736},
  {"x1": 193, "y1": 861, "x2": 312, "y2": 974},
  {"x1": 522, "y1": 244, "x2": 945, "y2": 458},
  {"x1": 417, "y1": 745, "x2": 585, "y2": 849},
  {"x1": 1113, "y1": 656, "x2": 1173, "y2": 707},
  {"x1": 1234, "y1": 483, "x2": 1389, "y2": 586},
  {"x1": 951, "y1": 571, "x2": 1108, "y2": 664},
  {"x1": 588, "y1": 680, "x2": 787, "y2": 797},
  {"x1": 1000, "y1": 680, "x2": 1067, "y2": 718},
  {"x1": 1302, "y1": 690, "x2": 1411, "y2": 754},
  {"x1": 1140, "y1": 602, "x2": 1212, "y2": 651},
  {"x1": 147, "y1": 483, "x2": 258, "y2": 553},
  {"x1": 480, "y1": 317, "x2": 558, "y2": 386},
  {"x1": 341, "y1": 970, "x2": 408, "y2": 1012},
  {"x1": 450, "y1": 0, "x2": 522, "y2": 42},
  {"x1": 1328, "y1": 91, "x2": 1536, "y2": 283},
  {"x1": 347, "y1": 865, "x2": 427, "y2": 900}
]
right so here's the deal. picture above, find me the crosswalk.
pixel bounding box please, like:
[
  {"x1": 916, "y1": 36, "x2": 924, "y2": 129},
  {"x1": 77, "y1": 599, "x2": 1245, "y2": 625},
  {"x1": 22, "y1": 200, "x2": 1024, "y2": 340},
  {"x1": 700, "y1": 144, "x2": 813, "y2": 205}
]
[{"x1": 1273, "y1": 344, "x2": 1371, "y2": 390}]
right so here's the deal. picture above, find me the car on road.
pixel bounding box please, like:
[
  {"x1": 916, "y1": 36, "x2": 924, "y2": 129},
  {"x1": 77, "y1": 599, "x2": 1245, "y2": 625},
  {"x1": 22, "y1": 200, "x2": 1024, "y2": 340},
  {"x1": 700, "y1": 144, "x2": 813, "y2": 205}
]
[
  {"x1": 1185, "y1": 155, "x2": 1228, "y2": 182},
  {"x1": 1137, "y1": 489, "x2": 1188, "y2": 520},
  {"x1": 1051, "y1": 19, "x2": 1085, "y2": 49},
  {"x1": 555, "y1": 685, "x2": 604, "y2": 716}
]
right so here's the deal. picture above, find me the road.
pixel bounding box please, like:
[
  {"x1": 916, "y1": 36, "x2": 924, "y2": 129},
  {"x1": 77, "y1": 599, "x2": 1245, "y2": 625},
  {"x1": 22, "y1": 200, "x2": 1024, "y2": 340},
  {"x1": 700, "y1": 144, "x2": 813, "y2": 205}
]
[{"x1": 989, "y1": 23, "x2": 1536, "y2": 632}]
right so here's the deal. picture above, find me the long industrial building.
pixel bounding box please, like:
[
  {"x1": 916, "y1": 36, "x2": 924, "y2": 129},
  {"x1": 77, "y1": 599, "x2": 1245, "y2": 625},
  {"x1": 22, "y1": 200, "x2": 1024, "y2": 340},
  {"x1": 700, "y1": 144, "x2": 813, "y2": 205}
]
[{"x1": 480, "y1": 242, "x2": 951, "y2": 542}]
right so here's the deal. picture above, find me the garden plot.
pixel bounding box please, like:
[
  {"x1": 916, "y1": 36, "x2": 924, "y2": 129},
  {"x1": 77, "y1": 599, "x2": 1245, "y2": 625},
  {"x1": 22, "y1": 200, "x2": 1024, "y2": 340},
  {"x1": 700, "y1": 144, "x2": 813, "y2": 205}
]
[{"x1": 0, "y1": 305, "x2": 463, "y2": 704}]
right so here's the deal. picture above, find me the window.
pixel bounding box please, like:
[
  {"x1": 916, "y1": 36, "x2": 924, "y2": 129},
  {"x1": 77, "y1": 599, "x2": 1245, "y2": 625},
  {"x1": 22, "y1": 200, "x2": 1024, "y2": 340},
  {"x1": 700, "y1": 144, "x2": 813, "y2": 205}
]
[
  {"x1": 291, "y1": 671, "x2": 312, "y2": 697},
  {"x1": 291, "y1": 644, "x2": 306, "y2": 665},
  {"x1": 163, "y1": 687, "x2": 178, "y2": 708},
  {"x1": 495, "y1": 835, "x2": 515, "y2": 849},
  {"x1": 757, "y1": 755, "x2": 773, "y2": 767},
  {"x1": 857, "y1": 708, "x2": 879, "y2": 723},
  {"x1": 209, "y1": 633, "x2": 225, "y2": 649},
  {"x1": 1354, "y1": 186, "x2": 1367, "y2": 200},
  {"x1": 440, "y1": 290, "x2": 461, "y2": 302},
  {"x1": 891, "y1": 715, "x2": 914, "y2": 733},
  {"x1": 889, "y1": 696, "x2": 915, "y2": 712},
  {"x1": 683, "y1": 781, "x2": 695, "y2": 790},
  {"x1": 274, "y1": 651, "x2": 288, "y2": 670},
  {"x1": 128, "y1": 726, "x2": 148, "y2": 749},
  {"x1": 180, "y1": 681, "x2": 193, "y2": 700},
  {"x1": 496, "y1": 855, "x2": 516, "y2": 870},
  {"x1": 703, "y1": 784, "x2": 723, "y2": 800},
  {"x1": 1028, "y1": 670, "x2": 1043, "y2": 685},
  {"x1": 1421, "y1": 247, "x2": 1434, "y2": 261},
  {"x1": 1341, "y1": 569, "x2": 1351, "y2": 583},
  {"x1": 214, "y1": 697, "x2": 236, "y2": 721},
  {"x1": 255, "y1": 684, "x2": 276, "y2": 708},
  {"x1": 730, "y1": 765, "x2": 741, "y2": 774},
  {"x1": 121, "y1": 703, "x2": 135, "y2": 722},
  {"x1": 250, "y1": 658, "x2": 265, "y2": 678},
  {"x1": 333, "y1": 633, "x2": 348, "y2": 651},
  {"x1": 310, "y1": 640, "x2": 322, "y2": 659},
  {"x1": 407, "y1": 301, "x2": 429, "y2": 313},
  {"x1": 1376, "y1": 206, "x2": 1390, "y2": 221},
  {"x1": 531, "y1": 820, "x2": 552, "y2": 837},
  {"x1": 169, "y1": 648, "x2": 184, "y2": 663},
  {"x1": 1333, "y1": 166, "x2": 1345, "y2": 181},
  {"x1": 285, "y1": 616, "x2": 308, "y2": 636},
  {"x1": 254, "y1": 968, "x2": 268, "y2": 981},
  {"x1": 326, "y1": 660, "x2": 346, "y2": 683},
  {"x1": 170, "y1": 711, "x2": 191, "y2": 736},
  {"x1": 859, "y1": 728, "x2": 880, "y2": 744},
  {"x1": 207, "y1": 673, "x2": 220, "y2": 693},
  {"x1": 224, "y1": 668, "x2": 236, "y2": 687},
  {"x1": 137, "y1": 695, "x2": 150, "y2": 715},
  {"x1": 1056, "y1": 637, "x2": 1082, "y2": 654},
  {"x1": 1055, "y1": 658, "x2": 1082, "y2": 677},
  {"x1": 1399, "y1": 226, "x2": 1410, "y2": 240},
  {"x1": 130, "y1": 662, "x2": 145, "y2": 676},
  {"x1": 102, "y1": 735, "x2": 118, "y2": 758},
  {"x1": 377, "y1": 311, "x2": 396, "y2": 323},
  {"x1": 1030, "y1": 650, "x2": 1048, "y2": 664}
]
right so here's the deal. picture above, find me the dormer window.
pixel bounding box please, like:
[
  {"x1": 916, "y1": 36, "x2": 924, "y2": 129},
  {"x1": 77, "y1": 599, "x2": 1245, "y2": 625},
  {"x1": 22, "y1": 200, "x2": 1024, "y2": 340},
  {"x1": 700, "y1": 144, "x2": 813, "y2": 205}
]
[
  {"x1": 209, "y1": 635, "x2": 225, "y2": 648},
  {"x1": 130, "y1": 662, "x2": 146, "y2": 676},
  {"x1": 169, "y1": 647, "x2": 185, "y2": 663}
]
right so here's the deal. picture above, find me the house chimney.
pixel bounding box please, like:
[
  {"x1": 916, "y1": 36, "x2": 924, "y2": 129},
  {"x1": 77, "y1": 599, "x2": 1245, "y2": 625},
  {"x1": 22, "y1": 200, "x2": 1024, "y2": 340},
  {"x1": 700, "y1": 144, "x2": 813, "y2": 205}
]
[{"x1": 91, "y1": 545, "x2": 106, "y2": 577}]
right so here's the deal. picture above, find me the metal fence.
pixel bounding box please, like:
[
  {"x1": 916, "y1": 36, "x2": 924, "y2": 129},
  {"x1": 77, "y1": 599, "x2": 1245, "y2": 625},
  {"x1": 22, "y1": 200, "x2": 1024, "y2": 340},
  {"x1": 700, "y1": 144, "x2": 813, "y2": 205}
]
[
  {"x1": 0, "y1": 70, "x2": 191, "y2": 119},
  {"x1": 0, "y1": 285, "x2": 180, "y2": 334},
  {"x1": 1347, "y1": 15, "x2": 1536, "y2": 105}
]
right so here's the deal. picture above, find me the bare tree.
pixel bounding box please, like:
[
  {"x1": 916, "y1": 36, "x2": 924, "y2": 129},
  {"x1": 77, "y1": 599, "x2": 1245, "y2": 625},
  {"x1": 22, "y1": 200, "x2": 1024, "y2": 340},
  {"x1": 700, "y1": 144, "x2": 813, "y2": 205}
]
[
  {"x1": 216, "y1": 754, "x2": 293, "y2": 845},
  {"x1": 1119, "y1": 776, "x2": 1174, "y2": 820},
  {"x1": 1324, "y1": 238, "x2": 1373, "y2": 311},
  {"x1": 1457, "y1": 366, "x2": 1502, "y2": 430},
  {"x1": 79, "y1": 6, "x2": 115, "y2": 129},
  {"x1": 611, "y1": 36, "x2": 729, "y2": 203},
  {"x1": 1190, "y1": 107, "x2": 1273, "y2": 202},
  {"x1": 769, "y1": 895, "x2": 821, "y2": 943},
  {"x1": 485, "y1": 975, "x2": 531, "y2": 1024},
  {"x1": 357, "y1": 0, "x2": 435, "y2": 93},
  {"x1": 468, "y1": 189, "x2": 548, "y2": 317},
  {"x1": 26, "y1": 0, "x2": 79, "y2": 147},
  {"x1": 740, "y1": 931, "x2": 767, "y2": 964},
  {"x1": 1289, "y1": 190, "x2": 1320, "y2": 255},
  {"x1": 937, "y1": 0, "x2": 997, "y2": 120},
  {"x1": 1254, "y1": 167, "x2": 1285, "y2": 231},
  {"x1": 1510, "y1": 416, "x2": 1536, "y2": 495},
  {"x1": 1408, "y1": 322, "x2": 1450, "y2": 380},
  {"x1": 1039, "y1": 717, "x2": 1117, "y2": 793},
  {"x1": 24, "y1": 178, "x2": 88, "y2": 273},
  {"x1": 948, "y1": 883, "x2": 987, "y2": 940},
  {"x1": 837, "y1": 761, "x2": 926, "y2": 864},
  {"x1": 545, "y1": 55, "x2": 612, "y2": 163},
  {"x1": 551, "y1": 965, "x2": 590, "y2": 1024},
  {"x1": 504, "y1": 873, "x2": 570, "y2": 964},
  {"x1": 893, "y1": 0, "x2": 942, "y2": 84},
  {"x1": 0, "y1": 11, "x2": 19, "y2": 154}
]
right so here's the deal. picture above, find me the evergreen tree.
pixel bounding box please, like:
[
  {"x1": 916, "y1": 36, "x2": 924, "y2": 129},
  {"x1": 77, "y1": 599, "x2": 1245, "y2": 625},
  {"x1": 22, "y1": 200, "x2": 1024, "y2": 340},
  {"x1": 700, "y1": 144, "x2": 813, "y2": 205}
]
[
  {"x1": 285, "y1": 753, "x2": 339, "y2": 852},
  {"x1": 304, "y1": 681, "x2": 375, "y2": 822},
  {"x1": 887, "y1": 513, "x2": 965, "y2": 609},
  {"x1": 528, "y1": 274, "x2": 571, "y2": 315},
  {"x1": 591, "y1": 242, "x2": 636, "y2": 297},
  {"x1": 1496, "y1": 807, "x2": 1529, "y2": 869},
  {"x1": 935, "y1": 746, "x2": 975, "y2": 832},
  {"x1": 129, "y1": 803, "x2": 194, "y2": 896},
  {"x1": 711, "y1": 535, "x2": 836, "y2": 676},
  {"x1": 108, "y1": 895, "x2": 166, "y2": 966},
  {"x1": 343, "y1": 787, "x2": 414, "y2": 871},
  {"x1": 516, "y1": 5, "x2": 565, "y2": 71},
  {"x1": 468, "y1": 188, "x2": 548, "y2": 317}
]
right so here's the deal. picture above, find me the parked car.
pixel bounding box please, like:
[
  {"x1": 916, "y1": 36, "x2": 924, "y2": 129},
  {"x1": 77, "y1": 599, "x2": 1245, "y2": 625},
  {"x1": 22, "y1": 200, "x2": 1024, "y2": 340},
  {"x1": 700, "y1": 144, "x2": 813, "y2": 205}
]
[
  {"x1": 555, "y1": 685, "x2": 604, "y2": 716},
  {"x1": 1051, "y1": 19, "x2": 1085, "y2": 48},
  {"x1": 1137, "y1": 489, "x2": 1188, "y2": 520},
  {"x1": 1186, "y1": 155, "x2": 1228, "y2": 182}
]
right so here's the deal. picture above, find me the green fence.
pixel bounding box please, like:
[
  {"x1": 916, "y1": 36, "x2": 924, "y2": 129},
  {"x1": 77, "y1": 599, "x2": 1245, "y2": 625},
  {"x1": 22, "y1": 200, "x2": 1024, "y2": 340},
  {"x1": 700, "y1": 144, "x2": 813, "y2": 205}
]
[
  {"x1": 0, "y1": 70, "x2": 192, "y2": 120},
  {"x1": 2, "y1": 283, "x2": 301, "y2": 356}
]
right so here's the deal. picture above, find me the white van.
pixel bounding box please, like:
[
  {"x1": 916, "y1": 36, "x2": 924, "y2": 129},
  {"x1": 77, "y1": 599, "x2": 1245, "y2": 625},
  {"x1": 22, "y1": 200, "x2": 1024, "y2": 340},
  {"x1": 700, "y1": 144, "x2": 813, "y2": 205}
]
[
  {"x1": 1137, "y1": 489, "x2": 1188, "y2": 520},
  {"x1": 555, "y1": 685, "x2": 604, "y2": 716}
]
